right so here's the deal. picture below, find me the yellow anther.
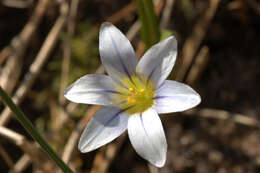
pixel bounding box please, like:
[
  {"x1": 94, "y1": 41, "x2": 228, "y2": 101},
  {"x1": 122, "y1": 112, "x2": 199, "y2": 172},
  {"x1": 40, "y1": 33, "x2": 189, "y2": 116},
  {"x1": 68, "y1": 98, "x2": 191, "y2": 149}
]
[
  {"x1": 129, "y1": 87, "x2": 135, "y2": 92},
  {"x1": 140, "y1": 88, "x2": 145, "y2": 93},
  {"x1": 127, "y1": 97, "x2": 136, "y2": 104},
  {"x1": 116, "y1": 75, "x2": 155, "y2": 114}
]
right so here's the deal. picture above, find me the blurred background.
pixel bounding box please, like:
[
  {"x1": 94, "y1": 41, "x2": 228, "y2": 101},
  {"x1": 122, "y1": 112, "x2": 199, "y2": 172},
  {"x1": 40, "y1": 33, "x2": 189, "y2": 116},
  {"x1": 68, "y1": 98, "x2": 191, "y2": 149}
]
[{"x1": 0, "y1": 0, "x2": 260, "y2": 172}]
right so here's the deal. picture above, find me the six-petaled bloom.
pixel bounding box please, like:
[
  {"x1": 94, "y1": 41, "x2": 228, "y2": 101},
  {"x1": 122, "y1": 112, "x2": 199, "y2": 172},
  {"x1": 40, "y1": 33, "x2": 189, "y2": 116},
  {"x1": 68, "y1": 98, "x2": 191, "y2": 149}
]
[{"x1": 64, "y1": 22, "x2": 201, "y2": 167}]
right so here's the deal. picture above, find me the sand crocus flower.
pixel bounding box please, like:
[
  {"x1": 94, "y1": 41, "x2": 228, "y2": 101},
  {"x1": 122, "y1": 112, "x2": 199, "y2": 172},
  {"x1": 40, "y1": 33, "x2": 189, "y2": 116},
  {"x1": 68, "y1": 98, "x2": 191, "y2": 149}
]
[{"x1": 64, "y1": 22, "x2": 201, "y2": 167}]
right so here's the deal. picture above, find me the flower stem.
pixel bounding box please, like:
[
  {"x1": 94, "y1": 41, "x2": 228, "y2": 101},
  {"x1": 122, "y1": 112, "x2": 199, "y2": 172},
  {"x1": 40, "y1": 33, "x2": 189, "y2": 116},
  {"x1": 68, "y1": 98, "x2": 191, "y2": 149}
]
[
  {"x1": 0, "y1": 86, "x2": 73, "y2": 173},
  {"x1": 137, "y1": 0, "x2": 160, "y2": 49}
]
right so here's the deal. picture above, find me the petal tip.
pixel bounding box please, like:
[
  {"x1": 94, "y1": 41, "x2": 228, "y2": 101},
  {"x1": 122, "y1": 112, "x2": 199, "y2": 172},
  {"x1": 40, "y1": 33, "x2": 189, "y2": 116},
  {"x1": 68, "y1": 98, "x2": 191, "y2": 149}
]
[
  {"x1": 150, "y1": 152, "x2": 166, "y2": 168},
  {"x1": 63, "y1": 83, "x2": 79, "y2": 103},
  {"x1": 167, "y1": 35, "x2": 175, "y2": 41},
  {"x1": 193, "y1": 93, "x2": 202, "y2": 106},
  {"x1": 78, "y1": 138, "x2": 91, "y2": 153},
  {"x1": 167, "y1": 36, "x2": 177, "y2": 48},
  {"x1": 155, "y1": 159, "x2": 166, "y2": 168},
  {"x1": 155, "y1": 148, "x2": 167, "y2": 167},
  {"x1": 185, "y1": 93, "x2": 201, "y2": 111},
  {"x1": 78, "y1": 143, "x2": 84, "y2": 153},
  {"x1": 100, "y1": 22, "x2": 113, "y2": 31},
  {"x1": 63, "y1": 84, "x2": 74, "y2": 101},
  {"x1": 185, "y1": 91, "x2": 201, "y2": 108},
  {"x1": 63, "y1": 85, "x2": 72, "y2": 97}
]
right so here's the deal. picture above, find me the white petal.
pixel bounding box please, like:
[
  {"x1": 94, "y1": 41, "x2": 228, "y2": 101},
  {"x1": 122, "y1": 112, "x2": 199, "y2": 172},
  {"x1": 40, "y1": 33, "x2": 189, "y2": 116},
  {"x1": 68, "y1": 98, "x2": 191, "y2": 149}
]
[
  {"x1": 128, "y1": 109, "x2": 167, "y2": 167},
  {"x1": 137, "y1": 36, "x2": 177, "y2": 88},
  {"x1": 64, "y1": 74, "x2": 118, "y2": 106},
  {"x1": 99, "y1": 22, "x2": 138, "y2": 84},
  {"x1": 155, "y1": 80, "x2": 201, "y2": 114},
  {"x1": 78, "y1": 106, "x2": 128, "y2": 152}
]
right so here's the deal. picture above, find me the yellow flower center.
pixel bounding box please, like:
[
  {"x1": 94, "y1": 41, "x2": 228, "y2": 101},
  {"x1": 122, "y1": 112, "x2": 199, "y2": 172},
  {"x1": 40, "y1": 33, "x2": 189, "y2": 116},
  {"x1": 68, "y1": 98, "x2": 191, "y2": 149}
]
[{"x1": 113, "y1": 74, "x2": 155, "y2": 114}]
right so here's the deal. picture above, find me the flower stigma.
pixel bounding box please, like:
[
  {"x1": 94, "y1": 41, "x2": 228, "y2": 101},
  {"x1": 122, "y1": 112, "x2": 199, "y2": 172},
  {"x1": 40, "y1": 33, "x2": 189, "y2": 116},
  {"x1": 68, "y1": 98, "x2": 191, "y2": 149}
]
[{"x1": 114, "y1": 74, "x2": 155, "y2": 114}]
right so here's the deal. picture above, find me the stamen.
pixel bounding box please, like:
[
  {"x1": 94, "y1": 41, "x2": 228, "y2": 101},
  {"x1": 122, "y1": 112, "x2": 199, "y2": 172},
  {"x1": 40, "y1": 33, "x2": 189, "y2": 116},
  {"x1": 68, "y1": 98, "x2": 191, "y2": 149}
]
[
  {"x1": 129, "y1": 87, "x2": 135, "y2": 92},
  {"x1": 140, "y1": 88, "x2": 145, "y2": 94},
  {"x1": 116, "y1": 74, "x2": 155, "y2": 114},
  {"x1": 127, "y1": 97, "x2": 136, "y2": 104}
]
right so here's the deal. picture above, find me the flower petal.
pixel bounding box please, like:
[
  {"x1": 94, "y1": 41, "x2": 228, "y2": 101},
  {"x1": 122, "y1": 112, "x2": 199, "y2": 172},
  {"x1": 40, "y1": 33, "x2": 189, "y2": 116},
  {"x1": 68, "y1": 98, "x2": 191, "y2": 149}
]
[
  {"x1": 99, "y1": 22, "x2": 138, "y2": 84},
  {"x1": 128, "y1": 108, "x2": 167, "y2": 167},
  {"x1": 78, "y1": 106, "x2": 128, "y2": 153},
  {"x1": 137, "y1": 36, "x2": 177, "y2": 88},
  {"x1": 64, "y1": 74, "x2": 118, "y2": 106},
  {"x1": 155, "y1": 80, "x2": 201, "y2": 114}
]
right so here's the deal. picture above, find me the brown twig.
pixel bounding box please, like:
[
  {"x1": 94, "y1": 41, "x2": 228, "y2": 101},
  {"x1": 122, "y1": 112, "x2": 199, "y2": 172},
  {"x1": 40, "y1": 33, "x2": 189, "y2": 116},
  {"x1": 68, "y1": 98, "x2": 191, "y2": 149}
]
[
  {"x1": 0, "y1": 46, "x2": 10, "y2": 65},
  {"x1": 1, "y1": 0, "x2": 34, "y2": 8},
  {"x1": 126, "y1": 21, "x2": 141, "y2": 42},
  {"x1": 0, "y1": 126, "x2": 51, "y2": 172},
  {"x1": 175, "y1": 0, "x2": 220, "y2": 81},
  {"x1": 0, "y1": 142, "x2": 15, "y2": 170},
  {"x1": 154, "y1": 0, "x2": 165, "y2": 15},
  {"x1": 147, "y1": 163, "x2": 159, "y2": 173},
  {"x1": 0, "y1": 0, "x2": 50, "y2": 94},
  {"x1": 59, "y1": 0, "x2": 79, "y2": 104},
  {"x1": 184, "y1": 108, "x2": 260, "y2": 128},
  {"x1": 105, "y1": 0, "x2": 137, "y2": 24},
  {"x1": 0, "y1": 126, "x2": 24, "y2": 146},
  {"x1": 90, "y1": 134, "x2": 127, "y2": 173},
  {"x1": 186, "y1": 46, "x2": 209, "y2": 86},
  {"x1": 160, "y1": 0, "x2": 176, "y2": 29},
  {"x1": 9, "y1": 154, "x2": 31, "y2": 173},
  {"x1": 61, "y1": 105, "x2": 101, "y2": 163},
  {"x1": 0, "y1": 2, "x2": 68, "y2": 126}
]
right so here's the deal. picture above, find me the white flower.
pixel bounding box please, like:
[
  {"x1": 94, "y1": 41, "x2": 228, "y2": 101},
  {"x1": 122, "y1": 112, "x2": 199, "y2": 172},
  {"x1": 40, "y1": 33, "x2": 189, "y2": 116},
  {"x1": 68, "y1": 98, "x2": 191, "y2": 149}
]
[{"x1": 64, "y1": 22, "x2": 201, "y2": 167}]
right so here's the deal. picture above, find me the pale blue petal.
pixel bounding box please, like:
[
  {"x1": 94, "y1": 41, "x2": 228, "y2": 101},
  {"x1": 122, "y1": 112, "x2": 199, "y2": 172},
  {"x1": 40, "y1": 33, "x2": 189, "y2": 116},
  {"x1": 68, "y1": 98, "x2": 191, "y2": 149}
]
[
  {"x1": 137, "y1": 36, "x2": 177, "y2": 88},
  {"x1": 64, "y1": 74, "x2": 118, "y2": 106},
  {"x1": 155, "y1": 80, "x2": 201, "y2": 114},
  {"x1": 99, "y1": 22, "x2": 138, "y2": 84},
  {"x1": 128, "y1": 108, "x2": 167, "y2": 167},
  {"x1": 78, "y1": 106, "x2": 128, "y2": 153}
]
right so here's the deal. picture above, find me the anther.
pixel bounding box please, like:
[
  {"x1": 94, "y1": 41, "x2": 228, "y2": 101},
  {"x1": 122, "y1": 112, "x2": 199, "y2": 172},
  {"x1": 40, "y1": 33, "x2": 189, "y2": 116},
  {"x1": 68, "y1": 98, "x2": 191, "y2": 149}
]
[
  {"x1": 129, "y1": 87, "x2": 135, "y2": 92},
  {"x1": 127, "y1": 97, "x2": 136, "y2": 104}
]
